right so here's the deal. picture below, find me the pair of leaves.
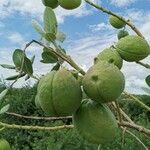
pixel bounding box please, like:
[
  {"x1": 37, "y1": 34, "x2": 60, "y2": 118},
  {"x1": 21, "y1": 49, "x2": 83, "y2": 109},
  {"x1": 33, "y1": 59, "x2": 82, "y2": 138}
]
[
  {"x1": 32, "y1": 7, "x2": 66, "y2": 43},
  {"x1": 13, "y1": 49, "x2": 33, "y2": 76}
]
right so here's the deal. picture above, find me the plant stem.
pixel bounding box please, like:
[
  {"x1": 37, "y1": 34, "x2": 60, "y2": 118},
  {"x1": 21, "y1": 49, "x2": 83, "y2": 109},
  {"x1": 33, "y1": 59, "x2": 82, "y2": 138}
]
[
  {"x1": 5, "y1": 112, "x2": 72, "y2": 121},
  {"x1": 84, "y1": 0, "x2": 144, "y2": 38},
  {"x1": 33, "y1": 40, "x2": 86, "y2": 75},
  {"x1": 118, "y1": 121, "x2": 150, "y2": 136},
  {"x1": 0, "y1": 122, "x2": 73, "y2": 131},
  {"x1": 136, "y1": 61, "x2": 150, "y2": 69}
]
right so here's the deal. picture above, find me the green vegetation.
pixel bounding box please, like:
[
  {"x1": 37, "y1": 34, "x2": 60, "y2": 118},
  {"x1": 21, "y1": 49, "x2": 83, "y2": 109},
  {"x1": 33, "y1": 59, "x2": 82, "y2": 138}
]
[{"x1": 0, "y1": 82, "x2": 149, "y2": 150}]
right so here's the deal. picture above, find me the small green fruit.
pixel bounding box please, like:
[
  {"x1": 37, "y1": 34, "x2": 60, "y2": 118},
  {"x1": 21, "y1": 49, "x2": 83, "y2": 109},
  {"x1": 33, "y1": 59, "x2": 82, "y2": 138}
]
[
  {"x1": 73, "y1": 99, "x2": 118, "y2": 144},
  {"x1": 0, "y1": 139, "x2": 11, "y2": 150},
  {"x1": 58, "y1": 0, "x2": 81, "y2": 10},
  {"x1": 37, "y1": 68, "x2": 82, "y2": 116},
  {"x1": 94, "y1": 47, "x2": 123, "y2": 69},
  {"x1": 116, "y1": 35, "x2": 150, "y2": 62},
  {"x1": 42, "y1": 0, "x2": 59, "y2": 9},
  {"x1": 109, "y1": 15, "x2": 126, "y2": 29},
  {"x1": 117, "y1": 30, "x2": 129, "y2": 40},
  {"x1": 83, "y1": 61, "x2": 125, "y2": 103}
]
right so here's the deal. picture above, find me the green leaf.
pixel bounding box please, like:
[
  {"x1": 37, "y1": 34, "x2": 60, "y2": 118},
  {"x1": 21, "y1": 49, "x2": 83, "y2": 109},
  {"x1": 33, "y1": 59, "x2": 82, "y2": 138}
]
[
  {"x1": 45, "y1": 33, "x2": 56, "y2": 41},
  {"x1": 13, "y1": 49, "x2": 25, "y2": 69},
  {"x1": 44, "y1": 7, "x2": 57, "y2": 38},
  {"x1": 145, "y1": 75, "x2": 150, "y2": 87},
  {"x1": 23, "y1": 57, "x2": 33, "y2": 75},
  {"x1": 5, "y1": 73, "x2": 26, "y2": 80},
  {"x1": 32, "y1": 20, "x2": 46, "y2": 37},
  {"x1": 0, "y1": 104, "x2": 10, "y2": 114},
  {"x1": 41, "y1": 51, "x2": 58, "y2": 63},
  {"x1": 56, "y1": 31, "x2": 66, "y2": 42},
  {"x1": 51, "y1": 63, "x2": 60, "y2": 71},
  {"x1": 30, "y1": 55, "x2": 35, "y2": 64},
  {"x1": 25, "y1": 75, "x2": 30, "y2": 81},
  {"x1": 13, "y1": 49, "x2": 33, "y2": 75},
  {"x1": 0, "y1": 64, "x2": 15, "y2": 69},
  {"x1": 0, "y1": 89, "x2": 8, "y2": 101}
]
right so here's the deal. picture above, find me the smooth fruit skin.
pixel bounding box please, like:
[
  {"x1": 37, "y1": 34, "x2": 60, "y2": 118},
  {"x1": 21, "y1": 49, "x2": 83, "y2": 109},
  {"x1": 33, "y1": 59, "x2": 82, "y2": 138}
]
[
  {"x1": 37, "y1": 68, "x2": 82, "y2": 116},
  {"x1": 35, "y1": 95, "x2": 41, "y2": 109},
  {"x1": 116, "y1": 35, "x2": 150, "y2": 62},
  {"x1": 58, "y1": 0, "x2": 81, "y2": 10},
  {"x1": 109, "y1": 15, "x2": 126, "y2": 29},
  {"x1": 94, "y1": 47, "x2": 123, "y2": 69},
  {"x1": 42, "y1": 0, "x2": 59, "y2": 9},
  {"x1": 117, "y1": 30, "x2": 129, "y2": 40},
  {"x1": 83, "y1": 61, "x2": 125, "y2": 103},
  {"x1": 0, "y1": 139, "x2": 11, "y2": 150},
  {"x1": 73, "y1": 99, "x2": 118, "y2": 144}
]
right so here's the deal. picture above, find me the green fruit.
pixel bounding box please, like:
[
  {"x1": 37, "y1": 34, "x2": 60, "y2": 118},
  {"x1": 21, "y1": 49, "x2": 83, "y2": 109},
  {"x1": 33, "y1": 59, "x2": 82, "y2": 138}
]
[
  {"x1": 42, "y1": 0, "x2": 59, "y2": 9},
  {"x1": 117, "y1": 30, "x2": 129, "y2": 40},
  {"x1": 94, "y1": 47, "x2": 123, "y2": 69},
  {"x1": 83, "y1": 61, "x2": 125, "y2": 103},
  {"x1": 109, "y1": 15, "x2": 126, "y2": 29},
  {"x1": 0, "y1": 139, "x2": 11, "y2": 150},
  {"x1": 37, "y1": 68, "x2": 82, "y2": 116},
  {"x1": 73, "y1": 99, "x2": 118, "y2": 144},
  {"x1": 116, "y1": 35, "x2": 150, "y2": 62},
  {"x1": 58, "y1": 0, "x2": 81, "y2": 10}
]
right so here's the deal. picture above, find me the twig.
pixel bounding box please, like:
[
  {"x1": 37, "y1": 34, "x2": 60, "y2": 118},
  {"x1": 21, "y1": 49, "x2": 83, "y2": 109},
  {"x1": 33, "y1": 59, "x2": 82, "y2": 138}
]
[
  {"x1": 112, "y1": 102, "x2": 134, "y2": 124},
  {"x1": 4, "y1": 112, "x2": 150, "y2": 136},
  {"x1": 84, "y1": 0, "x2": 144, "y2": 38},
  {"x1": 97, "y1": 145, "x2": 101, "y2": 150},
  {"x1": 114, "y1": 101, "x2": 122, "y2": 123},
  {"x1": 124, "y1": 92, "x2": 150, "y2": 111},
  {"x1": 136, "y1": 61, "x2": 150, "y2": 69},
  {"x1": 5, "y1": 112, "x2": 72, "y2": 121},
  {"x1": 0, "y1": 122, "x2": 73, "y2": 131},
  {"x1": 32, "y1": 40, "x2": 86, "y2": 75},
  {"x1": 121, "y1": 127, "x2": 127, "y2": 149},
  {"x1": 119, "y1": 121, "x2": 150, "y2": 136}
]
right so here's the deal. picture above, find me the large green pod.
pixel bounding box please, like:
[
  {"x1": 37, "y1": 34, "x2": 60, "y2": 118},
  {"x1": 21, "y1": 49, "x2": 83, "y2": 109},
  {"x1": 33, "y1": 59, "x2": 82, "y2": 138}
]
[
  {"x1": 83, "y1": 61, "x2": 125, "y2": 103},
  {"x1": 42, "y1": 0, "x2": 59, "y2": 9},
  {"x1": 73, "y1": 99, "x2": 118, "y2": 144},
  {"x1": 37, "y1": 68, "x2": 82, "y2": 116},
  {"x1": 94, "y1": 47, "x2": 123, "y2": 69},
  {"x1": 109, "y1": 15, "x2": 126, "y2": 29},
  {"x1": 58, "y1": 0, "x2": 81, "y2": 10},
  {"x1": 0, "y1": 139, "x2": 11, "y2": 150},
  {"x1": 116, "y1": 35, "x2": 150, "y2": 62}
]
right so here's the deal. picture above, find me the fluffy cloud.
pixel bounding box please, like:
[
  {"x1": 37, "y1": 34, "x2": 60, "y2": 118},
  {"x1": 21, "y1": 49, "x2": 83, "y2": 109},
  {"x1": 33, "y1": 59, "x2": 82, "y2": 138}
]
[
  {"x1": 0, "y1": 0, "x2": 96, "y2": 23},
  {"x1": 110, "y1": 0, "x2": 136, "y2": 7}
]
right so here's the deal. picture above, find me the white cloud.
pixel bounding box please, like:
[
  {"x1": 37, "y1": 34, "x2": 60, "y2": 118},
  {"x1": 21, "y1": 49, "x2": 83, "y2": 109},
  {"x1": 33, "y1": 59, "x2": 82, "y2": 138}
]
[
  {"x1": 89, "y1": 23, "x2": 112, "y2": 32},
  {"x1": 110, "y1": 0, "x2": 136, "y2": 7},
  {"x1": 0, "y1": 0, "x2": 96, "y2": 23},
  {"x1": 8, "y1": 32, "x2": 25, "y2": 45}
]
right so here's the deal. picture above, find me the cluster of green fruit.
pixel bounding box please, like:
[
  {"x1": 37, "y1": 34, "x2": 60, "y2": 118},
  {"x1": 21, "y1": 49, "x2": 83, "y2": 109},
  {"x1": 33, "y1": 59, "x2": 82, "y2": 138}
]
[
  {"x1": 0, "y1": 139, "x2": 11, "y2": 150},
  {"x1": 35, "y1": 14, "x2": 150, "y2": 145},
  {"x1": 42, "y1": 0, "x2": 82, "y2": 10}
]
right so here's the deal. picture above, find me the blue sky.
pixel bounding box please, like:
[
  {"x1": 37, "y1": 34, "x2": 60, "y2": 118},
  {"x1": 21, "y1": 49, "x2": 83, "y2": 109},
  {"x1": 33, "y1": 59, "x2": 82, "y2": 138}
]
[{"x1": 0, "y1": 0, "x2": 150, "y2": 94}]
